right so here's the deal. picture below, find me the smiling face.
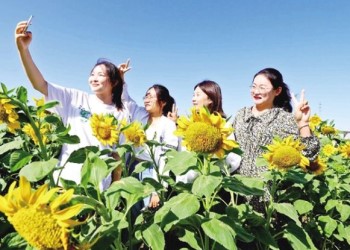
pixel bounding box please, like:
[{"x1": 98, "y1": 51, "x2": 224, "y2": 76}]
[
  {"x1": 88, "y1": 64, "x2": 113, "y2": 95},
  {"x1": 250, "y1": 74, "x2": 281, "y2": 110},
  {"x1": 143, "y1": 87, "x2": 164, "y2": 116},
  {"x1": 192, "y1": 86, "x2": 212, "y2": 110}
]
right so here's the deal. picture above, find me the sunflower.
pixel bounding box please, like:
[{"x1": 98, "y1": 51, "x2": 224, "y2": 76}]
[
  {"x1": 22, "y1": 122, "x2": 50, "y2": 145},
  {"x1": 175, "y1": 107, "x2": 239, "y2": 158},
  {"x1": 339, "y1": 142, "x2": 350, "y2": 159},
  {"x1": 309, "y1": 114, "x2": 322, "y2": 131},
  {"x1": 320, "y1": 125, "x2": 337, "y2": 136},
  {"x1": 263, "y1": 136, "x2": 309, "y2": 171},
  {"x1": 34, "y1": 97, "x2": 46, "y2": 118},
  {"x1": 321, "y1": 144, "x2": 337, "y2": 157},
  {"x1": 90, "y1": 113, "x2": 120, "y2": 146},
  {"x1": 306, "y1": 156, "x2": 327, "y2": 175},
  {"x1": 0, "y1": 98, "x2": 20, "y2": 133},
  {"x1": 0, "y1": 176, "x2": 84, "y2": 250},
  {"x1": 122, "y1": 121, "x2": 146, "y2": 147}
]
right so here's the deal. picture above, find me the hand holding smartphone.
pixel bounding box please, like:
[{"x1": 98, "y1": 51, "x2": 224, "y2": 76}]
[{"x1": 23, "y1": 15, "x2": 33, "y2": 34}]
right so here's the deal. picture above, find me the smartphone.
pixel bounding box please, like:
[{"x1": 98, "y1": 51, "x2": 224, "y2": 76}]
[{"x1": 23, "y1": 15, "x2": 33, "y2": 34}]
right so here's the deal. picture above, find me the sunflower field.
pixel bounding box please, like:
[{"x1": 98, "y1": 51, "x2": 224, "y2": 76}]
[{"x1": 1, "y1": 83, "x2": 350, "y2": 250}]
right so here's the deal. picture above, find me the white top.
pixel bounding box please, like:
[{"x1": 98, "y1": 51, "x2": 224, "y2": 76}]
[
  {"x1": 136, "y1": 115, "x2": 179, "y2": 181},
  {"x1": 46, "y1": 82, "x2": 148, "y2": 189}
]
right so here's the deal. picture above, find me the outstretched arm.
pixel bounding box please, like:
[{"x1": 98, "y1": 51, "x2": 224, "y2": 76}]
[{"x1": 15, "y1": 21, "x2": 48, "y2": 95}]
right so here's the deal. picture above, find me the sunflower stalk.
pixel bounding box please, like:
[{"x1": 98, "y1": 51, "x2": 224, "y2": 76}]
[{"x1": 10, "y1": 97, "x2": 49, "y2": 161}]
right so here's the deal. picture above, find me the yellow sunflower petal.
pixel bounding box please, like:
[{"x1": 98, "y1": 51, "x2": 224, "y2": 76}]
[
  {"x1": 50, "y1": 189, "x2": 74, "y2": 211},
  {"x1": 19, "y1": 176, "x2": 32, "y2": 203},
  {"x1": 53, "y1": 204, "x2": 84, "y2": 221}
]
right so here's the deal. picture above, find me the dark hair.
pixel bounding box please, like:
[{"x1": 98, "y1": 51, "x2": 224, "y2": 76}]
[
  {"x1": 194, "y1": 80, "x2": 226, "y2": 118},
  {"x1": 253, "y1": 68, "x2": 292, "y2": 112},
  {"x1": 147, "y1": 84, "x2": 175, "y2": 116},
  {"x1": 93, "y1": 59, "x2": 124, "y2": 110}
]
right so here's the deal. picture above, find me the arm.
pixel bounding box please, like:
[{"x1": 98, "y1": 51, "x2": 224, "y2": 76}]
[{"x1": 15, "y1": 21, "x2": 48, "y2": 95}]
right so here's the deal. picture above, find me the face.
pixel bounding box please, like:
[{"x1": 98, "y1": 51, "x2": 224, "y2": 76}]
[
  {"x1": 250, "y1": 74, "x2": 281, "y2": 109},
  {"x1": 192, "y1": 87, "x2": 212, "y2": 110},
  {"x1": 88, "y1": 65, "x2": 113, "y2": 95},
  {"x1": 143, "y1": 88, "x2": 164, "y2": 115}
]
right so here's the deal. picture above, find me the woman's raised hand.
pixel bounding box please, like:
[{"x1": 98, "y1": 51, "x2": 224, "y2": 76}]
[
  {"x1": 291, "y1": 89, "x2": 311, "y2": 125},
  {"x1": 118, "y1": 58, "x2": 132, "y2": 81},
  {"x1": 15, "y1": 21, "x2": 32, "y2": 51},
  {"x1": 167, "y1": 103, "x2": 178, "y2": 123}
]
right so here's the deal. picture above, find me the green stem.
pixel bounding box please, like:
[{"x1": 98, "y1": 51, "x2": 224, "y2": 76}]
[{"x1": 14, "y1": 99, "x2": 49, "y2": 160}]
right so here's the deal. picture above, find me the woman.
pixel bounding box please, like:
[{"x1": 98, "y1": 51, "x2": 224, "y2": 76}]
[
  {"x1": 129, "y1": 84, "x2": 178, "y2": 209},
  {"x1": 170, "y1": 80, "x2": 241, "y2": 183},
  {"x1": 15, "y1": 20, "x2": 147, "y2": 189},
  {"x1": 233, "y1": 68, "x2": 320, "y2": 178}
]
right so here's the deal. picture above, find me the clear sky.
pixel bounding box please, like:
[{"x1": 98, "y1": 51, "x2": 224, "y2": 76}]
[{"x1": 1, "y1": 1, "x2": 349, "y2": 130}]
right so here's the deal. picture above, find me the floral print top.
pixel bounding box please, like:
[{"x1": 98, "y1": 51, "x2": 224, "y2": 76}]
[{"x1": 233, "y1": 107, "x2": 320, "y2": 178}]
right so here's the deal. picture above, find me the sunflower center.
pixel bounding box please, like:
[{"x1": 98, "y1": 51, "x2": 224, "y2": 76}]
[
  {"x1": 0, "y1": 108, "x2": 8, "y2": 122},
  {"x1": 9, "y1": 206, "x2": 64, "y2": 249},
  {"x1": 97, "y1": 122, "x2": 111, "y2": 139},
  {"x1": 271, "y1": 145, "x2": 301, "y2": 168},
  {"x1": 185, "y1": 122, "x2": 222, "y2": 153}
]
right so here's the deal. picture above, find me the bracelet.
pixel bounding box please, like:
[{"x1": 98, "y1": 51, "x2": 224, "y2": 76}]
[{"x1": 299, "y1": 124, "x2": 309, "y2": 131}]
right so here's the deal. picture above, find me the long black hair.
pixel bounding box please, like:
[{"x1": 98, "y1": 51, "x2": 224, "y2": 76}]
[
  {"x1": 148, "y1": 84, "x2": 175, "y2": 116},
  {"x1": 194, "y1": 80, "x2": 226, "y2": 118},
  {"x1": 253, "y1": 68, "x2": 292, "y2": 112},
  {"x1": 93, "y1": 59, "x2": 124, "y2": 110}
]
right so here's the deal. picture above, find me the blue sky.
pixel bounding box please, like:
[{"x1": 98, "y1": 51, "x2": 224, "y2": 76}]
[{"x1": 1, "y1": 1, "x2": 350, "y2": 130}]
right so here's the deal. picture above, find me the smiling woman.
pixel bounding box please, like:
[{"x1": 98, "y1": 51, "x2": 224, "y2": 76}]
[{"x1": 14, "y1": 20, "x2": 148, "y2": 189}]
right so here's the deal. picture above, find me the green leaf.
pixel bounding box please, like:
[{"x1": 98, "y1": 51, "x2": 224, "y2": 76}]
[
  {"x1": 318, "y1": 215, "x2": 338, "y2": 238},
  {"x1": 154, "y1": 193, "x2": 200, "y2": 231},
  {"x1": 164, "y1": 150, "x2": 197, "y2": 175},
  {"x1": 0, "y1": 232, "x2": 27, "y2": 249},
  {"x1": 179, "y1": 228, "x2": 202, "y2": 250},
  {"x1": 142, "y1": 224, "x2": 165, "y2": 250},
  {"x1": 10, "y1": 150, "x2": 33, "y2": 172},
  {"x1": 283, "y1": 222, "x2": 317, "y2": 250},
  {"x1": 255, "y1": 156, "x2": 268, "y2": 167},
  {"x1": 192, "y1": 175, "x2": 221, "y2": 198},
  {"x1": 293, "y1": 200, "x2": 313, "y2": 215},
  {"x1": 16, "y1": 86, "x2": 28, "y2": 103},
  {"x1": 325, "y1": 199, "x2": 338, "y2": 212},
  {"x1": 250, "y1": 226, "x2": 278, "y2": 248},
  {"x1": 340, "y1": 184, "x2": 350, "y2": 194},
  {"x1": 66, "y1": 146, "x2": 99, "y2": 163},
  {"x1": 285, "y1": 169, "x2": 314, "y2": 184},
  {"x1": 37, "y1": 100, "x2": 60, "y2": 112},
  {"x1": 43, "y1": 114, "x2": 61, "y2": 124},
  {"x1": 19, "y1": 158, "x2": 58, "y2": 182},
  {"x1": 337, "y1": 224, "x2": 350, "y2": 245},
  {"x1": 201, "y1": 218, "x2": 237, "y2": 250},
  {"x1": 273, "y1": 203, "x2": 301, "y2": 226},
  {"x1": 107, "y1": 176, "x2": 149, "y2": 210},
  {"x1": 0, "y1": 139, "x2": 23, "y2": 155},
  {"x1": 80, "y1": 152, "x2": 112, "y2": 189},
  {"x1": 222, "y1": 174, "x2": 264, "y2": 196},
  {"x1": 336, "y1": 203, "x2": 350, "y2": 222}
]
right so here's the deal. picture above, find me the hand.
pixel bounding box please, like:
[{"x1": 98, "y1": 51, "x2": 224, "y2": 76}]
[
  {"x1": 118, "y1": 59, "x2": 131, "y2": 81},
  {"x1": 291, "y1": 89, "x2": 311, "y2": 125},
  {"x1": 167, "y1": 104, "x2": 178, "y2": 123},
  {"x1": 15, "y1": 21, "x2": 32, "y2": 51},
  {"x1": 149, "y1": 193, "x2": 160, "y2": 208}
]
